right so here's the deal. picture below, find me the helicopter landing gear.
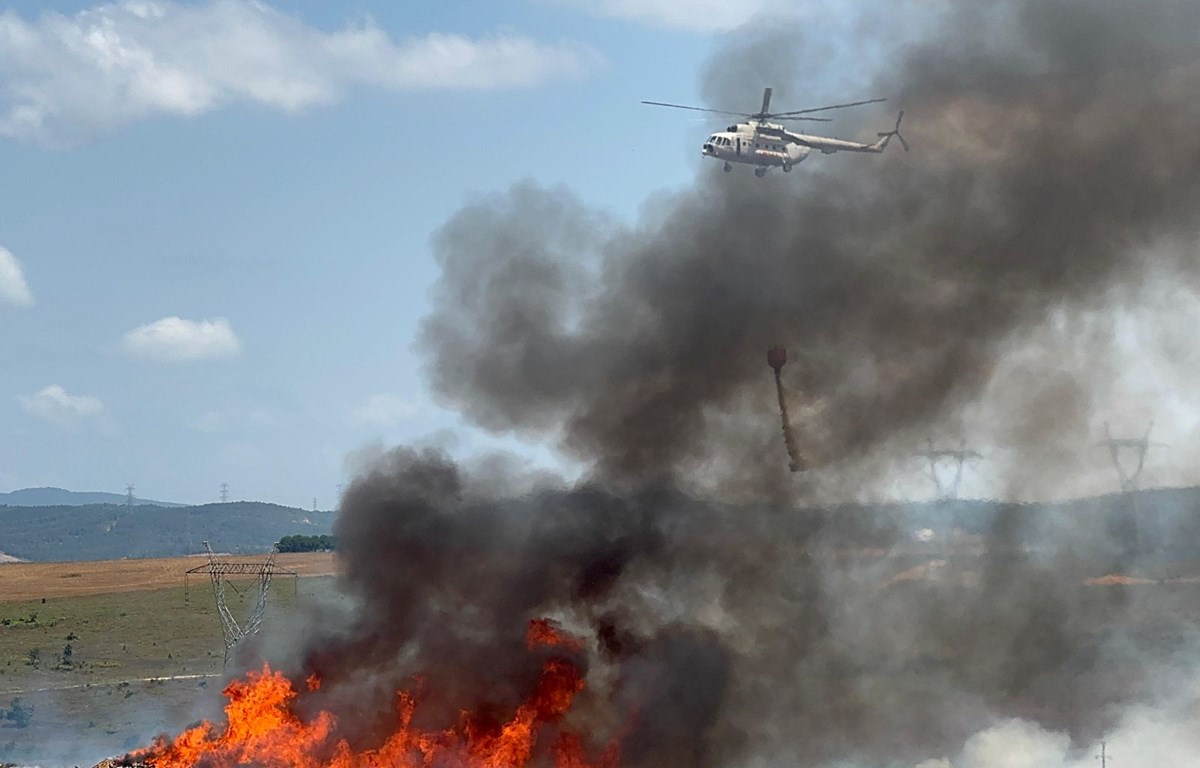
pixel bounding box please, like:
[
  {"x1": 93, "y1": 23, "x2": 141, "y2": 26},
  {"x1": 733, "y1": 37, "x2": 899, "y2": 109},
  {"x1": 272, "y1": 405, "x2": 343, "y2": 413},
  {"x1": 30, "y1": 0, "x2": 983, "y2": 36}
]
[
  {"x1": 754, "y1": 167, "x2": 767, "y2": 178},
  {"x1": 724, "y1": 162, "x2": 732, "y2": 173},
  {"x1": 782, "y1": 162, "x2": 792, "y2": 173}
]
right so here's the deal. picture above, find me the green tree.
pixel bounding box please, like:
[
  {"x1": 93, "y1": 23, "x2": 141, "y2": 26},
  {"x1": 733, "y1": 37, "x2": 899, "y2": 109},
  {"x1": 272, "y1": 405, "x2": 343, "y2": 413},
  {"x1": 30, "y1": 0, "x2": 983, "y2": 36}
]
[{"x1": 277, "y1": 534, "x2": 337, "y2": 553}]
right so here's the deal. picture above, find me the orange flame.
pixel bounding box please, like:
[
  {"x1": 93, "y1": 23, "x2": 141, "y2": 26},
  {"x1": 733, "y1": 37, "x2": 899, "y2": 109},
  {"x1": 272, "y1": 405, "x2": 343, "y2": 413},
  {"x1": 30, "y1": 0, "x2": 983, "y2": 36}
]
[
  {"x1": 526, "y1": 618, "x2": 584, "y2": 653},
  {"x1": 135, "y1": 620, "x2": 617, "y2": 768}
]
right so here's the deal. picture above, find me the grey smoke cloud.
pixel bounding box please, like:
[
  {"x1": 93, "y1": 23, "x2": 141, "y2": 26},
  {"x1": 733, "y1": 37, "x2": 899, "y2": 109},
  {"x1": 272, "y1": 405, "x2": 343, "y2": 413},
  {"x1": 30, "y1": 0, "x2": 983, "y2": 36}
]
[
  {"x1": 153, "y1": 2, "x2": 1200, "y2": 768},
  {"x1": 286, "y1": 445, "x2": 1200, "y2": 768},
  {"x1": 402, "y1": 0, "x2": 1200, "y2": 763},
  {"x1": 420, "y1": 0, "x2": 1200, "y2": 496}
]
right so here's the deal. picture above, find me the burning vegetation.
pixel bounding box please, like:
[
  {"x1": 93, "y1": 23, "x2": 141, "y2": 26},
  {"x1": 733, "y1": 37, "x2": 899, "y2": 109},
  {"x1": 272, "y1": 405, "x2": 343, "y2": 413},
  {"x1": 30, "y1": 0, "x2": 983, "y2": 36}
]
[{"x1": 123, "y1": 621, "x2": 613, "y2": 768}]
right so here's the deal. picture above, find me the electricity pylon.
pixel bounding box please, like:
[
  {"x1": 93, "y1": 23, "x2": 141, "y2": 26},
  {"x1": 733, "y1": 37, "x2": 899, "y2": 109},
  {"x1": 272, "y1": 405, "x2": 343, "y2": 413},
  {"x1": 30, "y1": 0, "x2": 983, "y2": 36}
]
[
  {"x1": 1099, "y1": 421, "x2": 1165, "y2": 492},
  {"x1": 185, "y1": 541, "x2": 298, "y2": 665},
  {"x1": 915, "y1": 439, "x2": 981, "y2": 500}
]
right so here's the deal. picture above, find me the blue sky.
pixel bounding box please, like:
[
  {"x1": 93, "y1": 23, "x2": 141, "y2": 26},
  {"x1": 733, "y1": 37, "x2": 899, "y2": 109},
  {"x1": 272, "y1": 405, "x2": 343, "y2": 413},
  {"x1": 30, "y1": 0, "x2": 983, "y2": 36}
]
[
  {"x1": 0, "y1": 0, "x2": 817, "y2": 507},
  {"x1": 2, "y1": 1, "x2": 1195, "y2": 509}
]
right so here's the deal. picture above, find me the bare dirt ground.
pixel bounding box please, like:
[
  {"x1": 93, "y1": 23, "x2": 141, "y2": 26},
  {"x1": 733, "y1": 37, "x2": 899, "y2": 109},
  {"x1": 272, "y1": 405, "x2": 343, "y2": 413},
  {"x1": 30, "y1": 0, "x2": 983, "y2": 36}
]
[{"x1": 0, "y1": 552, "x2": 337, "y2": 603}]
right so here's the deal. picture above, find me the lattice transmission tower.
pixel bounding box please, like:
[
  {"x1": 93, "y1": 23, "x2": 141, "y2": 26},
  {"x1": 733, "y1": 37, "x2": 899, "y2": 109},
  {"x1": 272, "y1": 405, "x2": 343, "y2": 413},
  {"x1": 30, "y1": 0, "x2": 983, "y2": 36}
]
[
  {"x1": 185, "y1": 541, "x2": 298, "y2": 664},
  {"x1": 916, "y1": 439, "x2": 982, "y2": 500},
  {"x1": 1099, "y1": 421, "x2": 1164, "y2": 492}
]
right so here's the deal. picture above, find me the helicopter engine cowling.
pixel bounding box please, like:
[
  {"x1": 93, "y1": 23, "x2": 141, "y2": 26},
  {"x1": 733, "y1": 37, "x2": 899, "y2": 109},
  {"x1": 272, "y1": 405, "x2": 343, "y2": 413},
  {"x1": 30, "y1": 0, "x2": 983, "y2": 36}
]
[{"x1": 788, "y1": 144, "x2": 812, "y2": 164}]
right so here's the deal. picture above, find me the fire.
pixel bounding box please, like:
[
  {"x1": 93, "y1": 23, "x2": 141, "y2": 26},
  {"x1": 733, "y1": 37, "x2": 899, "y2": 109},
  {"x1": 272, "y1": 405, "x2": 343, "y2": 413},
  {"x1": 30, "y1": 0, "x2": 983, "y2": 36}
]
[
  {"x1": 133, "y1": 620, "x2": 617, "y2": 768},
  {"x1": 526, "y1": 618, "x2": 584, "y2": 653}
]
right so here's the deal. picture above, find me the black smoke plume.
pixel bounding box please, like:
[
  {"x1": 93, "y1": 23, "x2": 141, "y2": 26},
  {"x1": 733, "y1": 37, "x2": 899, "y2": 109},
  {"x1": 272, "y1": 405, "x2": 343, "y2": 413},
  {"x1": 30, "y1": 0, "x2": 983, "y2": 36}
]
[
  {"x1": 266, "y1": 1, "x2": 1200, "y2": 767},
  {"x1": 420, "y1": 0, "x2": 1200, "y2": 497}
]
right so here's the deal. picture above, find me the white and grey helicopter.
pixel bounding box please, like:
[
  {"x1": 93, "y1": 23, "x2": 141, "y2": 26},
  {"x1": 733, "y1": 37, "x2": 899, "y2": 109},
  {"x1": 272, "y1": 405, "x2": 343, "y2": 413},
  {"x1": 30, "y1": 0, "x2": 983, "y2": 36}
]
[{"x1": 642, "y1": 87, "x2": 907, "y2": 176}]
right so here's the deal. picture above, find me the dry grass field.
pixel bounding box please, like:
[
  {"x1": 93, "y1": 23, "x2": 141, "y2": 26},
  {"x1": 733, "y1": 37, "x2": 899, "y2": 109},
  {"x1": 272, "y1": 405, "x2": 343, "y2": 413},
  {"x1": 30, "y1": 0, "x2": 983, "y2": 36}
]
[
  {"x1": 0, "y1": 552, "x2": 337, "y2": 603},
  {"x1": 0, "y1": 556, "x2": 341, "y2": 764}
]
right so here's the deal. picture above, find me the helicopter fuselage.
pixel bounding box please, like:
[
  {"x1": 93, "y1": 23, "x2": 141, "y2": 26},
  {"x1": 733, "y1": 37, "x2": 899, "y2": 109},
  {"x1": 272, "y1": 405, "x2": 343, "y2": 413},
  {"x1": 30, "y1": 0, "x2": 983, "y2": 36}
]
[{"x1": 701, "y1": 122, "x2": 812, "y2": 173}]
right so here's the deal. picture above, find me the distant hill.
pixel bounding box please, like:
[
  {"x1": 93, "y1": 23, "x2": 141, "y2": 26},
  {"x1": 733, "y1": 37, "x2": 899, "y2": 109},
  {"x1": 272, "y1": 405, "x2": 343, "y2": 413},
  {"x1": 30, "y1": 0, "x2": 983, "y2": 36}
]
[
  {"x1": 2, "y1": 486, "x2": 1197, "y2": 564},
  {"x1": 0, "y1": 501, "x2": 335, "y2": 562},
  {"x1": 0, "y1": 486, "x2": 186, "y2": 507}
]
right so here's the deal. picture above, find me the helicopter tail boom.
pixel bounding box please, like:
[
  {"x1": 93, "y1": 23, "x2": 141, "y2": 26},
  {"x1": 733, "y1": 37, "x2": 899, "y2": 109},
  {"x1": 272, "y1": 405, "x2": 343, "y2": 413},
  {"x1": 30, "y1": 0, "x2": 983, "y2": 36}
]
[
  {"x1": 781, "y1": 110, "x2": 907, "y2": 155},
  {"x1": 869, "y1": 111, "x2": 908, "y2": 152}
]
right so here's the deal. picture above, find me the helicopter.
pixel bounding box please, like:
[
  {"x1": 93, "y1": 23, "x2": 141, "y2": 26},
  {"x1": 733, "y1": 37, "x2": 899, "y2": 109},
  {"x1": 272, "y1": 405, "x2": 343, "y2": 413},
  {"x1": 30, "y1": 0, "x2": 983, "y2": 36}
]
[{"x1": 642, "y1": 87, "x2": 907, "y2": 177}]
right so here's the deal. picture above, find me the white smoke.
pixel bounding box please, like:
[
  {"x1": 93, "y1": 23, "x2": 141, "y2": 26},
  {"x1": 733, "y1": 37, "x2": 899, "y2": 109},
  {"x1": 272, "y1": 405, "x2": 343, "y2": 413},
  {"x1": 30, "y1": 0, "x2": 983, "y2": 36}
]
[{"x1": 909, "y1": 679, "x2": 1200, "y2": 768}]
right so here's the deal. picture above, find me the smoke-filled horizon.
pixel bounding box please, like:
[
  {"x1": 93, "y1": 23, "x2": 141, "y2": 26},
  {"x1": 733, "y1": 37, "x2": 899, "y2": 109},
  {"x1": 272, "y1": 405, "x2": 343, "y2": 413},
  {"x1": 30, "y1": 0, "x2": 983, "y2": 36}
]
[{"x1": 285, "y1": 445, "x2": 1200, "y2": 768}]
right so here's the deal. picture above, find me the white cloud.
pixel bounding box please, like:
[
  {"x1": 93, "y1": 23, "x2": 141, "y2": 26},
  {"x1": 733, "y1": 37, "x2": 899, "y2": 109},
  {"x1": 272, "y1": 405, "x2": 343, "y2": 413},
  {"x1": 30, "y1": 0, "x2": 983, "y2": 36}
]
[
  {"x1": 550, "y1": 0, "x2": 860, "y2": 32},
  {"x1": 552, "y1": 0, "x2": 776, "y2": 31},
  {"x1": 0, "y1": 246, "x2": 34, "y2": 307},
  {"x1": 350, "y1": 393, "x2": 419, "y2": 427},
  {"x1": 18, "y1": 384, "x2": 104, "y2": 425},
  {"x1": 0, "y1": 1, "x2": 602, "y2": 144},
  {"x1": 121, "y1": 316, "x2": 241, "y2": 362}
]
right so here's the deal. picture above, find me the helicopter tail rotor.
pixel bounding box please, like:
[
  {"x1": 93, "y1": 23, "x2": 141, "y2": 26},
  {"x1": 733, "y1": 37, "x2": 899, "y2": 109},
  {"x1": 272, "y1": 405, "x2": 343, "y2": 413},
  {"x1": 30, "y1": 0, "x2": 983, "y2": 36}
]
[{"x1": 876, "y1": 110, "x2": 908, "y2": 152}]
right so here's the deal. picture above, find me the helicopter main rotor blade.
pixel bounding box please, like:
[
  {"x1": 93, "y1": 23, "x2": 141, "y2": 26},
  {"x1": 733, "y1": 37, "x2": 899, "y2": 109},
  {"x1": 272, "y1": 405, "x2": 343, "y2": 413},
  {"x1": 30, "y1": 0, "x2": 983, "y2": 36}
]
[
  {"x1": 760, "y1": 87, "x2": 773, "y2": 115},
  {"x1": 769, "y1": 116, "x2": 833, "y2": 123},
  {"x1": 770, "y1": 97, "x2": 887, "y2": 117},
  {"x1": 640, "y1": 101, "x2": 750, "y2": 118}
]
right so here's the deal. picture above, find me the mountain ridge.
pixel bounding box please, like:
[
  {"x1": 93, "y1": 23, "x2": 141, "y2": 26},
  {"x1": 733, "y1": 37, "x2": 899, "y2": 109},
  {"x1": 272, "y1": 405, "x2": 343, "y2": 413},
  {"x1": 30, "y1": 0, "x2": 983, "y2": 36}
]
[
  {"x1": 0, "y1": 500, "x2": 335, "y2": 562},
  {"x1": 0, "y1": 486, "x2": 187, "y2": 508}
]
